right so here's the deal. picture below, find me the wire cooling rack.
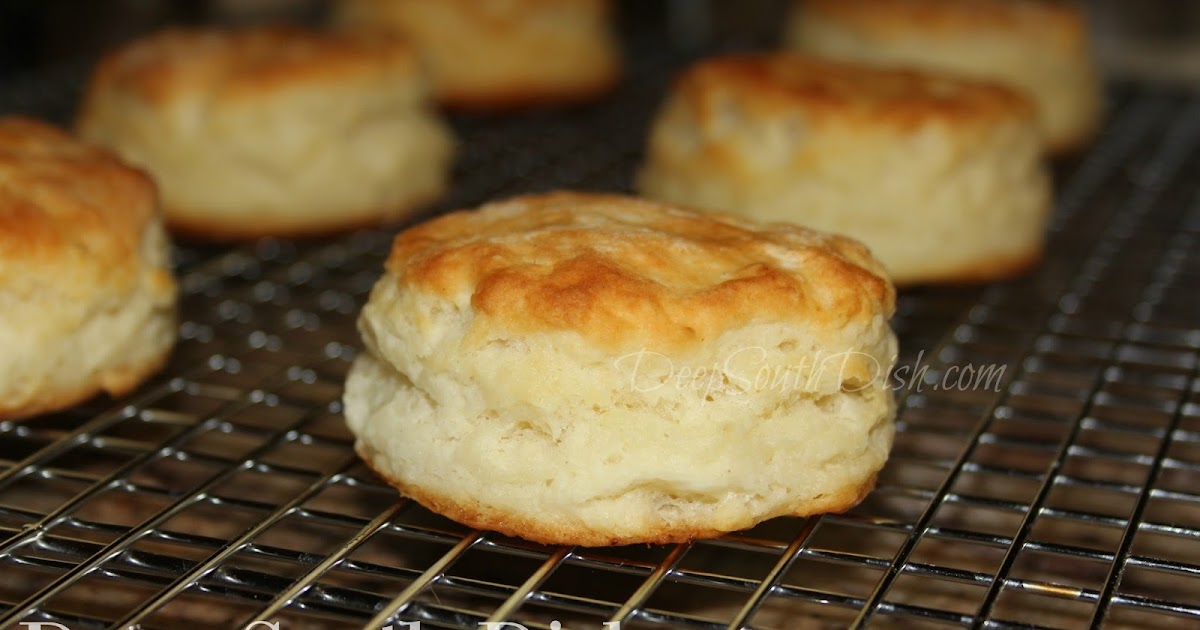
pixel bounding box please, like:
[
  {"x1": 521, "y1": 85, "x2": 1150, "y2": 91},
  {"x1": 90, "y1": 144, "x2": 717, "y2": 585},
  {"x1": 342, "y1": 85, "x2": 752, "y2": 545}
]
[{"x1": 2, "y1": 13, "x2": 1200, "y2": 630}]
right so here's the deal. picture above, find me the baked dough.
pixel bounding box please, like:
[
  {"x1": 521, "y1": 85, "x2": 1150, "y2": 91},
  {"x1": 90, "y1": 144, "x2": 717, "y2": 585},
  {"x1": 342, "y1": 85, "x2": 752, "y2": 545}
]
[
  {"x1": 638, "y1": 53, "x2": 1051, "y2": 285},
  {"x1": 0, "y1": 117, "x2": 177, "y2": 419},
  {"x1": 344, "y1": 191, "x2": 898, "y2": 546},
  {"x1": 785, "y1": 0, "x2": 1102, "y2": 153},
  {"x1": 333, "y1": 0, "x2": 621, "y2": 108},
  {"x1": 78, "y1": 26, "x2": 455, "y2": 239}
]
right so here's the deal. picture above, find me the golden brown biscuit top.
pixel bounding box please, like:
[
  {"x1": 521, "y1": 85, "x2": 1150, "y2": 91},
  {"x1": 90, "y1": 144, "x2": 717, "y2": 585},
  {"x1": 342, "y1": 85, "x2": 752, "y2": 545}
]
[
  {"x1": 671, "y1": 53, "x2": 1034, "y2": 130},
  {"x1": 86, "y1": 26, "x2": 420, "y2": 105},
  {"x1": 0, "y1": 116, "x2": 158, "y2": 286},
  {"x1": 797, "y1": 0, "x2": 1087, "y2": 46},
  {"x1": 386, "y1": 192, "x2": 894, "y2": 351}
]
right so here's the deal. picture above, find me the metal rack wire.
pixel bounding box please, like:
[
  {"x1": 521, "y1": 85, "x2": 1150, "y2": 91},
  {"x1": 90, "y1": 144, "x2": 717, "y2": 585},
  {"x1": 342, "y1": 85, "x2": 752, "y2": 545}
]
[{"x1": 2, "y1": 18, "x2": 1199, "y2": 630}]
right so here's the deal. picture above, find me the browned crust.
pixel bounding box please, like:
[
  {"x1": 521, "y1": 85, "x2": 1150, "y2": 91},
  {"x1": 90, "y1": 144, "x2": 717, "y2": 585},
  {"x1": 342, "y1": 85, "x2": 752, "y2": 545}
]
[
  {"x1": 360, "y1": 449, "x2": 878, "y2": 547},
  {"x1": 386, "y1": 191, "x2": 894, "y2": 353},
  {"x1": 795, "y1": 0, "x2": 1088, "y2": 47},
  {"x1": 81, "y1": 26, "x2": 419, "y2": 108},
  {"x1": 0, "y1": 116, "x2": 159, "y2": 281},
  {"x1": 338, "y1": 0, "x2": 613, "y2": 23},
  {"x1": 437, "y1": 69, "x2": 620, "y2": 112},
  {"x1": 1046, "y1": 120, "x2": 1100, "y2": 157},
  {"x1": 892, "y1": 244, "x2": 1043, "y2": 287},
  {"x1": 0, "y1": 338, "x2": 173, "y2": 422},
  {"x1": 671, "y1": 53, "x2": 1035, "y2": 131},
  {"x1": 161, "y1": 187, "x2": 446, "y2": 242}
]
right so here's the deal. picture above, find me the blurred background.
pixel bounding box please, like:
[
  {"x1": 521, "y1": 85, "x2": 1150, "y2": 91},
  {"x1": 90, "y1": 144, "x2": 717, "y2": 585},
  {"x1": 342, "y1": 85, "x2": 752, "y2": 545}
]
[{"x1": 2, "y1": 0, "x2": 1200, "y2": 84}]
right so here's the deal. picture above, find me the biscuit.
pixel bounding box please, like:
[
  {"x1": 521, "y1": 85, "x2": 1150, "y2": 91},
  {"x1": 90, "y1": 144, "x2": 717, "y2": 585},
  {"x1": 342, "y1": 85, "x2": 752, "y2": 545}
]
[
  {"x1": 638, "y1": 53, "x2": 1052, "y2": 285},
  {"x1": 78, "y1": 27, "x2": 455, "y2": 239},
  {"x1": 784, "y1": 0, "x2": 1102, "y2": 153},
  {"x1": 343, "y1": 191, "x2": 898, "y2": 546},
  {"x1": 0, "y1": 117, "x2": 177, "y2": 420},
  {"x1": 333, "y1": 0, "x2": 621, "y2": 109}
]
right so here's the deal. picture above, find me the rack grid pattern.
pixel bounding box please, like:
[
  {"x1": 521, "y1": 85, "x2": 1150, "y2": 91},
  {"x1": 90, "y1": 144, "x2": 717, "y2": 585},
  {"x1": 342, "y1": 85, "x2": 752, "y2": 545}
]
[{"x1": 2, "y1": 28, "x2": 1199, "y2": 630}]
